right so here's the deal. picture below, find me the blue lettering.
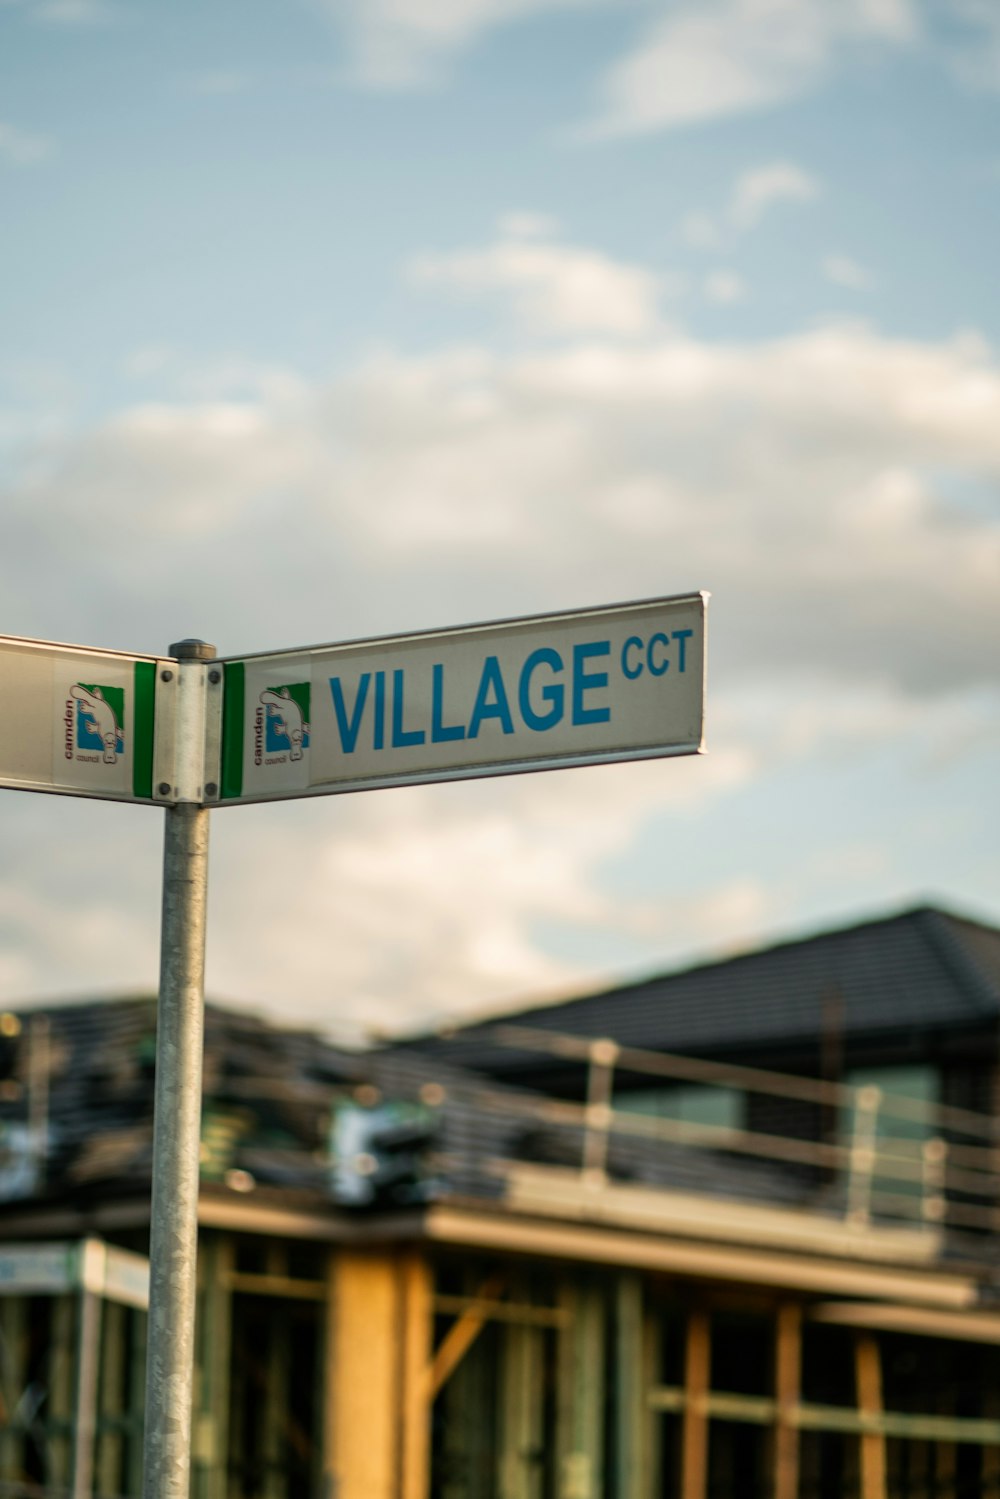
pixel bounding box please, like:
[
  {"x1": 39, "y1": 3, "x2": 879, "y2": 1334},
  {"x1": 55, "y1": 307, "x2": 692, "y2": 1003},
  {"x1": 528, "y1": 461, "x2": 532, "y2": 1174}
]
[
  {"x1": 519, "y1": 648, "x2": 564, "y2": 732},
  {"x1": 673, "y1": 628, "x2": 692, "y2": 672},
  {"x1": 622, "y1": 636, "x2": 644, "y2": 681},
  {"x1": 392, "y1": 668, "x2": 425, "y2": 748},
  {"x1": 431, "y1": 663, "x2": 465, "y2": 743},
  {"x1": 572, "y1": 641, "x2": 611, "y2": 726},
  {"x1": 648, "y1": 632, "x2": 670, "y2": 677},
  {"x1": 374, "y1": 670, "x2": 385, "y2": 751},
  {"x1": 468, "y1": 656, "x2": 515, "y2": 738},
  {"x1": 329, "y1": 674, "x2": 370, "y2": 754}
]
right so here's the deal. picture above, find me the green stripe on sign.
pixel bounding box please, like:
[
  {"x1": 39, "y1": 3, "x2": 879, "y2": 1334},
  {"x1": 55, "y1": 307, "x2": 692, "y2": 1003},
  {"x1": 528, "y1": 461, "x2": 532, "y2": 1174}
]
[
  {"x1": 221, "y1": 661, "x2": 245, "y2": 799},
  {"x1": 132, "y1": 661, "x2": 156, "y2": 800}
]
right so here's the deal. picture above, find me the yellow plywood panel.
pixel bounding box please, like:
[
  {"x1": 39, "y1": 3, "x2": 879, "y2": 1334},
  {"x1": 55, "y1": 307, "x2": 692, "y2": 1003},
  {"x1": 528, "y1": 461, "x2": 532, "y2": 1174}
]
[
  {"x1": 326, "y1": 1251, "x2": 398, "y2": 1499},
  {"x1": 323, "y1": 1249, "x2": 433, "y2": 1499}
]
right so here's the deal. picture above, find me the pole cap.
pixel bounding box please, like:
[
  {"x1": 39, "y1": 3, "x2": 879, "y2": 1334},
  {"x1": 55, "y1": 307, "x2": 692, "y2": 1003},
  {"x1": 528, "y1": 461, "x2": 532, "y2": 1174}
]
[{"x1": 169, "y1": 638, "x2": 217, "y2": 661}]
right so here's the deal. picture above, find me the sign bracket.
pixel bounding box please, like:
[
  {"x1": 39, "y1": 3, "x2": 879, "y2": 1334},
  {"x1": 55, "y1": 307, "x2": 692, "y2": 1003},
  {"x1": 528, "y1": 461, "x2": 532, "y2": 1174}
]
[{"x1": 151, "y1": 643, "x2": 223, "y2": 806}]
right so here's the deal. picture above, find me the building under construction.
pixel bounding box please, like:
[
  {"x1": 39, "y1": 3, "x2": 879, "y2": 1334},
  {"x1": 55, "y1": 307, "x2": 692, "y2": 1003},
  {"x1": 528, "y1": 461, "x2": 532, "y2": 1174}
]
[{"x1": 2, "y1": 903, "x2": 1000, "y2": 1499}]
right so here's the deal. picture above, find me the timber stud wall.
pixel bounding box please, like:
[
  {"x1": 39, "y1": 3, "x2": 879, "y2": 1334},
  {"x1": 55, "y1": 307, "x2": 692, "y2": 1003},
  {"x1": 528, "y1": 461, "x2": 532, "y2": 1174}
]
[
  {"x1": 8, "y1": 1235, "x2": 1000, "y2": 1497},
  {"x1": 424, "y1": 1256, "x2": 1000, "y2": 1499}
]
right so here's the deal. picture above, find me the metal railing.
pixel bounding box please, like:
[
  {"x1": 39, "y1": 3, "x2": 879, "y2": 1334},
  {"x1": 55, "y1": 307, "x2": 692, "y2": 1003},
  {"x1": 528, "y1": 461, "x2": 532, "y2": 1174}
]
[{"x1": 465, "y1": 1025, "x2": 1000, "y2": 1236}]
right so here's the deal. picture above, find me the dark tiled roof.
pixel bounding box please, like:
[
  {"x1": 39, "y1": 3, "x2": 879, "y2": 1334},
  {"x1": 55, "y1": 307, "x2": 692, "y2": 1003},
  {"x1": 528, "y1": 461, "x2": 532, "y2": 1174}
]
[
  {"x1": 3, "y1": 903, "x2": 999, "y2": 1248},
  {"x1": 395, "y1": 905, "x2": 1000, "y2": 1078},
  {"x1": 0, "y1": 994, "x2": 828, "y2": 1221},
  {"x1": 0, "y1": 997, "x2": 363, "y2": 1203}
]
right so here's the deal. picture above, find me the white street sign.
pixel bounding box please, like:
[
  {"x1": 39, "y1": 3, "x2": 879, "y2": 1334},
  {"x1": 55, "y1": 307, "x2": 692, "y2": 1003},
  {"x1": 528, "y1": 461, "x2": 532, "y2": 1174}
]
[
  {"x1": 219, "y1": 594, "x2": 707, "y2": 805},
  {"x1": 0, "y1": 1242, "x2": 76, "y2": 1295},
  {"x1": 0, "y1": 597, "x2": 706, "y2": 1499},
  {"x1": 0, "y1": 636, "x2": 159, "y2": 802}
]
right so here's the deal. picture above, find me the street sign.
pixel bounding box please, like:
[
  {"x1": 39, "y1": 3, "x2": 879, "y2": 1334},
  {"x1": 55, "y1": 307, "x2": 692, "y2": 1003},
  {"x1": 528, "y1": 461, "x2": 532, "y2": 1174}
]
[
  {"x1": 0, "y1": 1240, "x2": 149, "y2": 1309},
  {"x1": 0, "y1": 594, "x2": 707, "y2": 1499},
  {"x1": 219, "y1": 593, "x2": 707, "y2": 805},
  {"x1": 0, "y1": 636, "x2": 158, "y2": 802}
]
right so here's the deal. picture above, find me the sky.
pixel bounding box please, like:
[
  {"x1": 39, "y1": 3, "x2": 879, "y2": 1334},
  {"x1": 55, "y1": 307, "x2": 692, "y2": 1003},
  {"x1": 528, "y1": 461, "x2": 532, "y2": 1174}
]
[{"x1": 1, "y1": 0, "x2": 998, "y2": 1043}]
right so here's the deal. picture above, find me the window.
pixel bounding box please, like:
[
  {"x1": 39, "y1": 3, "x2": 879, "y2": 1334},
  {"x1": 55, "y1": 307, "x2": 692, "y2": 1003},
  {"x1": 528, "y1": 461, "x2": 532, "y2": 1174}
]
[
  {"x1": 843, "y1": 1064, "x2": 938, "y2": 1141},
  {"x1": 842, "y1": 1065, "x2": 939, "y2": 1214},
  {"x1": 615, "y1": 1085, "x2": 741, "y2": 1132}
]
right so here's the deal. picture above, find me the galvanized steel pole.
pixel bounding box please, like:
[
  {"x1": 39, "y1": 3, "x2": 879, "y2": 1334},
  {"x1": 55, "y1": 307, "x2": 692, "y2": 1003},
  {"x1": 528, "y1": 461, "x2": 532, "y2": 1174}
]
[{"x1": 143, "y1": 640, "x2": 215, "y2": 1499}]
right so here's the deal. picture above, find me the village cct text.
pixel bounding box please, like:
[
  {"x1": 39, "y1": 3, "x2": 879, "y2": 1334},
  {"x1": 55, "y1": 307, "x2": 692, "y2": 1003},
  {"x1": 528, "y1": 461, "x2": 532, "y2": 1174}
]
[{"x1": 327, "y1": 630, "x2": 694, "y2": 755}]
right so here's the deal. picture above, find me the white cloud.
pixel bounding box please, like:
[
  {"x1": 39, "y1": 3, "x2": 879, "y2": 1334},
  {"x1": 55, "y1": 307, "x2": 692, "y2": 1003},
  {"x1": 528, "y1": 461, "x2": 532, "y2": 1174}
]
[
  {"x1": 730, "y1": 161, "x2": 821, "y2": 228},
  {"x1": 823, "y1": 252, "x2": 873, "y2": 289},
  {"x1": 2, "y1": 315, "x2": 999, "y2": 1027},
  {"x1": 679, "y1": 163, "x2": 819, "y2": 262},
  {"x1": 704, "y1": 270, "x2": 747, "y2": 304},
  {"x1": 0, "y1": 122, "x2": 53, "y2": 166},
  {"x1": 680, "y1": 212, "x2": 723, "y2": 251},
  {"x1": 498, "y1": 210, "x2": 560, "y2": 240},
  {"x1": 327, "y1": 0, "x2": 599, "y2": 88},
  {"x1": 6, "y1": 323, "x2": 999, "y2": 686},
  {"x1": 410, "y1": 229, "x2": 666, "y2": 336},
  {"x1": 629, "y1": 878, "x2": 778, "y2": 955},
  {"x1": 2, "y1": 671, "x2": 990, "y2": 1035},
  {"x1": 206, "y1": 750, "x2": 753, "y2": 1036},
  {"x1": 588, "y1": 0, "x2": 918, "y2": 136}
]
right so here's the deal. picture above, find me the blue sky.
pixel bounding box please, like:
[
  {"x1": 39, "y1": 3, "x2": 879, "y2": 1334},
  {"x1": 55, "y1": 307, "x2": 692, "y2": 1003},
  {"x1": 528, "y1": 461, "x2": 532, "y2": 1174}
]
[{"x1": 1, "y1": 0, "x2": 999, "y2": 1037}]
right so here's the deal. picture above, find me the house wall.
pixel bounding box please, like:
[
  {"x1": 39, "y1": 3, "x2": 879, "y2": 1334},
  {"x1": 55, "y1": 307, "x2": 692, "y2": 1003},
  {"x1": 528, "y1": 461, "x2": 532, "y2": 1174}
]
[{"x1": 6, "y1": 1230, "x2": 1000, "y2": 1498}]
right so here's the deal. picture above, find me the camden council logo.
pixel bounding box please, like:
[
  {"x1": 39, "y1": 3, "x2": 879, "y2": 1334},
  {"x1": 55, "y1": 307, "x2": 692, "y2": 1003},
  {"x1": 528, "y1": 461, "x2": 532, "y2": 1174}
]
[
  {"x1": 65, "y1": 683, "x2": 125, "y2": 765},
  {"x1": 254, "y1": 683, "x2": 311, "y2": 768}
]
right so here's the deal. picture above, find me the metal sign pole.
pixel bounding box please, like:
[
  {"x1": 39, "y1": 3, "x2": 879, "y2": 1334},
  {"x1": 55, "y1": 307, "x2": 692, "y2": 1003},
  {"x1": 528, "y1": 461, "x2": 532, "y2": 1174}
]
[
  {"x1": 142, "y1": 640, "x2": 215, "y2": 1499},
  {"x1": 0, "y1": 597, "x2": 705, "y2": 1495}
]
